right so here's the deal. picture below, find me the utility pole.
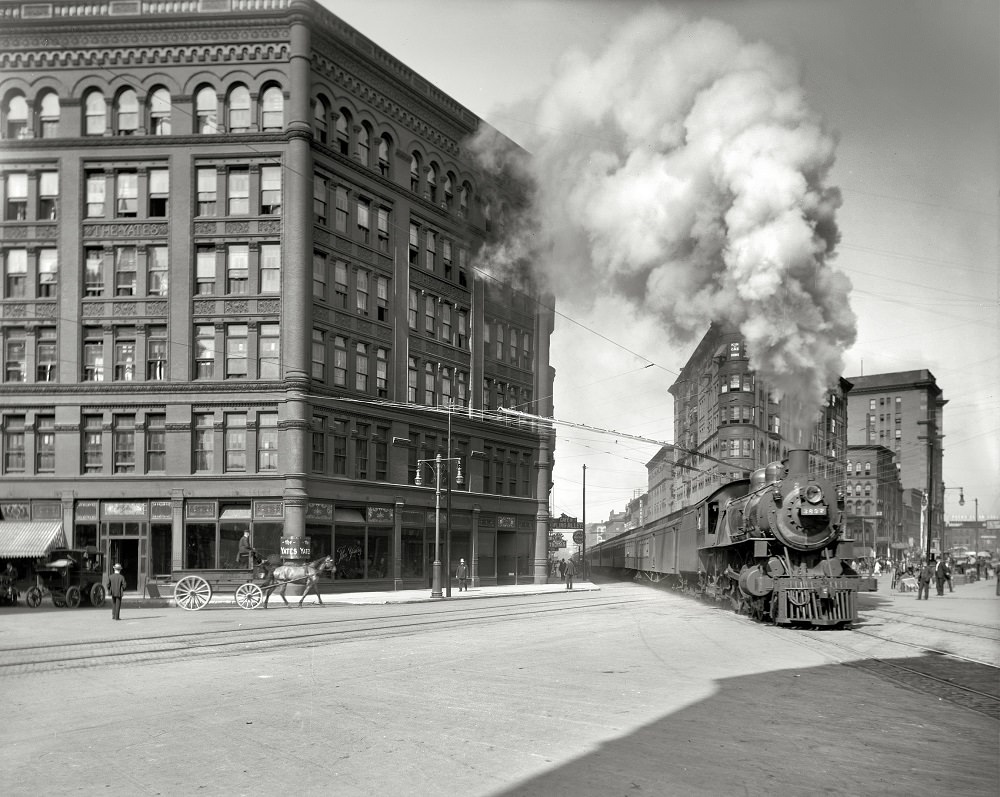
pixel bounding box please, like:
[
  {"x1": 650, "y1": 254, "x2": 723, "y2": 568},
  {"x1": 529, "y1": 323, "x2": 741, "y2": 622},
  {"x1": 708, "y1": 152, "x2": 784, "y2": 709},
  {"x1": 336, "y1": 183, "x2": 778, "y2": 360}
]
[
  {"x1": 916, "y1": 417, "x2": 940, "y2": 562},
  {"x1": 582, "y1": 464, "x2": 587, "y2": 577}
]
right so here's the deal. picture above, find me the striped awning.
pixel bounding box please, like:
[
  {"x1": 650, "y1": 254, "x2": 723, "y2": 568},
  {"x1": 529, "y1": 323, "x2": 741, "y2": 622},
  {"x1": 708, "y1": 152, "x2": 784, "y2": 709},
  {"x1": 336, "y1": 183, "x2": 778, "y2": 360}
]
[{"x1": 0, "y1": 521, "x2": 66, "y2": 558}]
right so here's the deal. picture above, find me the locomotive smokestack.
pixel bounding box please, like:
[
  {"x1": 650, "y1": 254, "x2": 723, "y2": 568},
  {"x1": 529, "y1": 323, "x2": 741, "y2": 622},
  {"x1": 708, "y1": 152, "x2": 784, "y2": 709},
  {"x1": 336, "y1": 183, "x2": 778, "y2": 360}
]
[{"x1": 787, "y1": 449, "x2": 810, "y2": 476}]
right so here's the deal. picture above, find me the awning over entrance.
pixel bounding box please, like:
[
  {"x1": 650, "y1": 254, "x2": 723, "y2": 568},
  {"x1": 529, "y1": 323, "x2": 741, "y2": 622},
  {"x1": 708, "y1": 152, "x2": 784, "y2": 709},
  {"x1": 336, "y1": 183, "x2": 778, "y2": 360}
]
[{"x1": 0, "y1": 521, "x2": 66, "y2": 558}]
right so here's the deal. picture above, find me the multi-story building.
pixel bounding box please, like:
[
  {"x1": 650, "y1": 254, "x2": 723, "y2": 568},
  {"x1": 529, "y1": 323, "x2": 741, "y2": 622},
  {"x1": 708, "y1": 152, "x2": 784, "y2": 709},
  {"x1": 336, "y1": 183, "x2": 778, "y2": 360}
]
[
  {"x1": 845, "y1": 370, "x2": 947, "y2": 552},
  {"x1": 0, "y1": 0, "x2": 555, "y2": 594},
  {"x1": 844, "y1": 444, "x2": 903, "y2": 558},
  {"x1": 665, "y1": 323, "x2": 850, "y2": 514}
]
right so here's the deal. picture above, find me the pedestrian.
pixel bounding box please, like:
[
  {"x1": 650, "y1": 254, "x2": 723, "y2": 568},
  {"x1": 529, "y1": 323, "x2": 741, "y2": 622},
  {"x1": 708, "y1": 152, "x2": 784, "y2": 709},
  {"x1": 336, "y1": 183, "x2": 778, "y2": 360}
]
[
  {"x1": 564, "y1": 557, "x2": 576, "y2": 590},
  {"x1": 558, "y1": 559, "x2": 566, "y2": 582},
  {"x1": 237, "y1": 530, "x2": 253, "y2": 571},
  {"x1": 943, "y1": 556, "x2": 954, "y2": 593},
  {"x1": 934, "y1": 557, "x2": 947, "y2": 596},
  {"x1": 916, "y1": 559, "x2": 932, "y2": 600},
  {"x1": 456, "y1": 558, "x2": 468, "y2": 592},
  {"x1": 107, "y1": 563, "x2": 126, "y2": 620}
]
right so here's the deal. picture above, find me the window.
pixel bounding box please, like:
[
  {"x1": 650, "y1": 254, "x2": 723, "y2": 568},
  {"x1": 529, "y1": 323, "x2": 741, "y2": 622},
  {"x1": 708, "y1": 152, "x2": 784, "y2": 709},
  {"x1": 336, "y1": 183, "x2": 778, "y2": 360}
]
[
  {"x1": 85, "y1": 248, "x2": 104, "y2": 296},
  {"x1": 335, "y1": 187, "x2": 349, "y2": 232},
  {"x1": 444, "y1": 173, "x2": 454, "y2": 210},
  {"x1": 146, "y1": 414, "x2": 166, "y2": 472},
  {"x1": 377, "y1": 207, "x2": 389, "y2": 252},
  {"x1": 356, "y1": 123, "x2": 370, "y2": 165},
  {"x1": 443, "y1": 239, "x2": 452, "y2": 279},
  {"x1": 311, "y1": 415, "x2": 326, "y2": 472},
  {"x1": 149, "y1": 88, "x2": 171, "y2": 135},
  {"x1": 114, "y1": 245, "x2": 137, "y2": 296},
  {"x1": 427, "y1": 163, "x2": 438, "y2": 202},
  {"x1": 355, "y1": 422, "x2": 369, "y2": 479},
  {"x1": 311, "y1": 329, "x2": 325, "y2": 381},
  {"x1": 83, "y1": 329, "x2": 105, "y2": 382},
  {"x1": 441, "y1": 367, "x2": 452, "y2": 405},
  {"x1": 335, "y1": 111, "x2": 350, "y2": 155},
  {"x1": 194, "y1": 324, "x2": 215, "y2": 379},
  {"x1": 256, "y1": 323, "x2": 281, "y2": 380},
  {"x1": 408, "y1": 223, "x2": 419, "y2": 265},
  {"x1": 147, "y1": 325, "x2": 167, "y2": 380},
  {"x1": 460, "y1": 183, "x2": 470, "y2": 216},
  {"x1": 258, "y1": 413, "x2": 278, "y2": 471},
  {"x1": 313, "y1": 176, "x2": 327, "y2": 225},
  {"x1": 357, "y1": 198, "x2": 370, "y2": 243},
  {"x1": 194, "y1": 413, "x2": 214, "y2": 471},
  {"x1": 457, "y1": 371, "x2": 468, "y2": 407},
  {"x1": 334, "y1": 261, "x2": 348, "y2": 308},
  {"x1": 195, "y1": 246, "x2": 216, "y2": 295},
  {"x1": 378, "y1": 135, "x2": 391, "y2": 176},
  {"x1": 260, "y1": 166, "x2": 281, "y2": 214},
  {"x1": 195, "y1": 86, "x2": 217, "y2": 134},
  {"x1": 424, "y1": 363, "x2": 436, "y2": 405},
  {"x1": 459, "y1": 247, "x2": 468, "y2": 286},
  {"x1": 496, "y1": 326, "x2": 504, "y2": 360},
  {"x1": 115, "y1": 89, "x2": 138, "y2": 135},
  {"x1": 313, "y1": 97, "x2": 329, "y2": 143},
  {"x1": 38, "y1": 171, "x2": 58, "y2": 219},
  {"x1": 410, "y1": 153, "x2": 421, "y2": 192},
  {"x1": 86, "y1": 172, "x2": 105, "y2": 218},
  {"x1": 115, "y1": 171, "x2": 137, "y2": 217},
  {"x1": 147, "y1": 246, "x2": 168, "y2": 296},
  {"x1": 4, "y1": 249, "x2": 26, "y2": 297},
  {"x1": 425, "y1": 296, "x2": 435, "y2": 336},
  {"x1": 425, "y1": 230, "x2": 436, "y2": 271},
  {"x1": 355, "y1": 342, "x2": 369, "y2": 391},
  {"x1": 5, "y1": 94, "x2": 28, "y2": 139},
  {"x1": 36, "y1": 328, "x2": 56, "y2": 382},
  {"x1": 454, "y1": 312, "x2": 469, "y2": 350},
  {"x1": 5, "y1": 172, "x2": 27, "y2": 220},
  {"x1": 4, "y1": 329, "x2": 25, "y2": 383},
  {"x1": 148, "y1": 169, "x2": 169, "y2": 216},
  {"x1": 2, "y1": 415, "x2": 24, "y2": 473},
  {"x1": 84, "y1": 91, "x2": 106, "y2": 136},
  {"x1": 226, "y1": 244, "x2": 248, "y2": 294},
  {"x1": 376, "y1": 348, "x2": 388, "y2": 398},
  {"x1": 260, "y1": 243, "x2": 280, "y2": 294},
  {"x1": 376, "y1": 276, "x2": 389, "y2": 322},
  {"x1": 224, "y1": 413, "x2": 247, "y2": 471},
  {"x1": 442, "y1": 303, "x2": 452, "y2": 344},
  {"x1": 333, "y1": 336, "x2": 347, "y2": 386},
  {"x1": 113, "y1": 328, "x2": 136, "y2": 381},
  {"x1": 36, "y1": 415, "x2": 55, "y2": 472},
  {"x1": 260, "y1": 86, "x2": 284, "y2": 131},
  {"x1": 408, "y1": 288, "x2": 418, "y2": 329},
  {"x1": 509, "y1": 329, "x2": 518, "y2": 363},
  {"x1": 356, "y1": 269, "x2": 369, "y2": 315},
  {"x1": 227, "y1": 168, "x2": 249, "y2": 215},
  {"x1": 113, "y1": 414, "x2": 136, "y2": 473},
  {"x1": 408, "y1": 358, "x2": 417, "y2": 403},
  {"x1": 228, "y1": 85, "x2": 250, "y2": 133},
  {"x1": 522, "y1": 333, "x2": 531, "y2": 368},
  {"x1": 313, "y1": 251, "x2": 327, "y2": 299},
  {"x1": 332, "y1": 419, "x2": 347, "y2": 474},
  {"x1": 83, "y1": 414, "x2": 103, "y2": 473},
  {"x1": 197, "y1": 167, "x2": 217, "y2": 216},
  {"x1": 225, "y1": 324, "x2": 248, "y2": 378}
]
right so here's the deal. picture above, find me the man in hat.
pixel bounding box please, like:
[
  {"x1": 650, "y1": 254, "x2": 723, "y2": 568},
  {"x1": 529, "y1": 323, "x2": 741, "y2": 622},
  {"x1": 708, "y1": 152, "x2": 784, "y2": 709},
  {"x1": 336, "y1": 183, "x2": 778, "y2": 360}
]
[
  {"x1": 456, "y1": 558, "x2": 468, "y2": 592},
  {"x1": 108, "y1": 563, "x2": 126, "y2": 620}
]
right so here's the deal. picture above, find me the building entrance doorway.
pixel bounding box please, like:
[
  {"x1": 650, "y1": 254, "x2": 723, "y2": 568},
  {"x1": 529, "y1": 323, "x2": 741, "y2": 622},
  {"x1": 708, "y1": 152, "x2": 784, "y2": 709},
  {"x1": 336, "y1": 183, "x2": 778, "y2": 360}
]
[{"x1": 106, "y1": 538, "x2": 144, "y2": 593}]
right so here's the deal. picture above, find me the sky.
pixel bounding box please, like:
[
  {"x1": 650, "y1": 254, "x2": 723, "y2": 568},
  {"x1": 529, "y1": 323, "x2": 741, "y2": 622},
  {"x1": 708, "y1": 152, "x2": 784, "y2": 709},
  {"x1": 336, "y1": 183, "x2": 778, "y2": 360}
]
[{"x1": 322, "y1": 0, "x2": 999, "y2": 525}]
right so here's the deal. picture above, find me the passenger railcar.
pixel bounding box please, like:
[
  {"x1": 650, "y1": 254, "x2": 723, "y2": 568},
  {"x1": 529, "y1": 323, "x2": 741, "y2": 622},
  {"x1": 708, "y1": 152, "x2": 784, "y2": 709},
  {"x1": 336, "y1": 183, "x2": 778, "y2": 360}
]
[{"x1": 587, "y1": 449, "x2": 870, "y2": 626}]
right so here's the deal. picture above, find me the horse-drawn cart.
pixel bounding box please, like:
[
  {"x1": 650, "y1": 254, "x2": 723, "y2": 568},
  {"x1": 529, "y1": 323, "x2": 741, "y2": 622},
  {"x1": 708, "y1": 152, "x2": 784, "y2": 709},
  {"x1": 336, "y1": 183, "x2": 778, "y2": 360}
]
[
  {"x1": 172, "y1": 554, "x2": 335, "y2": 611},
  {"x1": 26, "y1": 546, "x2": 107, "y2": 609}
]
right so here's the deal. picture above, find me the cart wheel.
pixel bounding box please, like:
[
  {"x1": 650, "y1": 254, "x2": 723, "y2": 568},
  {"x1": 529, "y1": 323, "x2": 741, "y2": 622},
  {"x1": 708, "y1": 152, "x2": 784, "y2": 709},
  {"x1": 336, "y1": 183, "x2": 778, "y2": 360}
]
[
  {"x1": 235, "y1": 582, "x2": 263, "y2": 610},
  {"x1": 90, "y1": 583, "x2": 106, "y2": 608},
  {"x1": 26, "y1": 586, "x2": 42, "y2": 608},
  {"x1": 174, "y1": 575, "x2": 212, "y2": 611},
  {"x1": 65, "y1": 586, "x2": 81, "y2": 608}
]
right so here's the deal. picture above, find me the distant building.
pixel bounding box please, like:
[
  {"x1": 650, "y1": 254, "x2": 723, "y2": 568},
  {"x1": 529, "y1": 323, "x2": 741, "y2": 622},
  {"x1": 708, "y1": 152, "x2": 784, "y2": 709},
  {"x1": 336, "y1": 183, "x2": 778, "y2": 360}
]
[{"x1": 844, "y1": 444, "x2": 903, "y2": 558}]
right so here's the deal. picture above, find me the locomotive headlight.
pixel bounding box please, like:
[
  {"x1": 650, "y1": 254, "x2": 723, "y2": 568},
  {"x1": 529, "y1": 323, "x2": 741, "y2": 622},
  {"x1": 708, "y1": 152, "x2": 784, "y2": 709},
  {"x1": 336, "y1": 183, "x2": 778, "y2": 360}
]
[{"x1": 804, "y1": 484, "x2": 824, "y2": 504}]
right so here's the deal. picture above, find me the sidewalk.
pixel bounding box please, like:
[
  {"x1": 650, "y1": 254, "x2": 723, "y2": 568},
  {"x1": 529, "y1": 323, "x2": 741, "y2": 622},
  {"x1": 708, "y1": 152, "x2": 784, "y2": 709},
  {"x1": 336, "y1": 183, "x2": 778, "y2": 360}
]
[{"x1": 857, "y1": 571, "x2": 1000, "y2": 629}]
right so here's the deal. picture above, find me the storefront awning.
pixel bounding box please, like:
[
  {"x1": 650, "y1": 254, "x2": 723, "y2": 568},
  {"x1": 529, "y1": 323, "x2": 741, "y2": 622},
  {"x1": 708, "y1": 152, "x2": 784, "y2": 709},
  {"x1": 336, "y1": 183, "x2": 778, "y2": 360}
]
[{"x1": 0, "y1": 521, "x2": 66, "y2": 558}]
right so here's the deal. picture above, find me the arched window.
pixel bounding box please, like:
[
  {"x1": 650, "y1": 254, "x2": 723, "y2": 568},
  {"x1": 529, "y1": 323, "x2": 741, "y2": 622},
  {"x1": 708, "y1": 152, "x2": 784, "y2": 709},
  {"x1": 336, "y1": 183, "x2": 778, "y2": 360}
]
[
  {"x1": 195, "y1": 86, "x2": 217, "y2": 134},
  {"x1": 444, "y1": 172, "x2": 455, "y2": 209},
  {"x1": 378, "y1": 134, "x2": 391, "y2": 176},
  {"x1": 228, "y1": 84, "x2": 250, "y2": 133},
  {"x1": 410, "y1": 153, "x2": 421, "y2": 193},
  {"x1": 5, "y1": 93, "x2": 28, "y2": 139},
  {"x1": 84, "y1": 90, "x2": 106, "y2": 135},
  {"x1": 260, "y1": 85, "x2": 283, "y2": 131},
  {"x1": 38, "y1": 92, "x2": 60, "y2": 138},
  {"x1": 356, "y1": 122, "x2": 370, "y2": 166},
  {"x1": 459, "y1": 182, "x2": 470, "y2": 216},
  {"x1": 149, "y1": 87, "x2": 171, "y2": 135},
  {"x1": 427, "y1": 162, "x2": 438, "y2": 202},
  {"x1": 313, "y1": 97, "x2": 329, "y2": 144},
  {"x1": 115, "y1": 88, "x2": 138, "y2": 135},
  {"x1": 335, "y1": 110, "x2": 350, "y2": 156}
]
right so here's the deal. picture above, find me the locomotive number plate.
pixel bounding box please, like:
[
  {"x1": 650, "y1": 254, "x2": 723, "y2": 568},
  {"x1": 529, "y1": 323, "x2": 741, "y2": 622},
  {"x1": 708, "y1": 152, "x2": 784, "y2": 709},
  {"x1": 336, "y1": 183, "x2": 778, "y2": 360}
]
[{"x1": 800, "y1": 506, "x2": 827, "y2": 515}]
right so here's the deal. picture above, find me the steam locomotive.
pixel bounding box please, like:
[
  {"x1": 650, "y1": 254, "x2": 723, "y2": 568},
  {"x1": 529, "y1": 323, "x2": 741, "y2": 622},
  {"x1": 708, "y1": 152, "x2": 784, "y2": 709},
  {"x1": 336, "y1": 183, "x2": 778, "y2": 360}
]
[{"x1": 586, "y1": 449, "x2": 873, "y2": 626}]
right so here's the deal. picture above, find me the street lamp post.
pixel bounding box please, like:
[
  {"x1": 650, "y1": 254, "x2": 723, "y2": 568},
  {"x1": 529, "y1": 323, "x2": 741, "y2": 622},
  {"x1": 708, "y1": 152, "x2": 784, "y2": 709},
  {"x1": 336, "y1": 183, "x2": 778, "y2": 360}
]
[{"x1": 415, "y1": 452, "x2": 464, "y2": 599}]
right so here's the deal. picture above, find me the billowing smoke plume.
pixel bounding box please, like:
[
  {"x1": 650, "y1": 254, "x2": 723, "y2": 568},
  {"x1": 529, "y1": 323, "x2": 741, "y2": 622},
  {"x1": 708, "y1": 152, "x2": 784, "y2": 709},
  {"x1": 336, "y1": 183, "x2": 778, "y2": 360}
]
[{"x1": 469, "y1": 10, "x2": 856, "y2": 430}]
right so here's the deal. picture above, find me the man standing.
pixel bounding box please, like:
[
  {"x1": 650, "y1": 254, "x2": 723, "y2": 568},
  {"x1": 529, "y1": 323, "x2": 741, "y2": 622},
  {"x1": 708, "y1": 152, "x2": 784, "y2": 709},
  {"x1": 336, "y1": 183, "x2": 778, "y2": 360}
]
[
  {"x1": 108, "y1": 563, "x2": 126, "y2": 620},
  {"x1": 237, "y1": 530, "x2": 253, "y2": 571},
  {"x1": 456, "y1": 559, "x2": 468, "y2": 592},
  {"x1": 934, "y1": 557, "x2": 947, "y2": 596},
  {"x1": 564, "y1": 557, "x2": 576, "y2": 590},
  {"x1": 917, "y1": 559, "x2": 932, "y2": 600}
]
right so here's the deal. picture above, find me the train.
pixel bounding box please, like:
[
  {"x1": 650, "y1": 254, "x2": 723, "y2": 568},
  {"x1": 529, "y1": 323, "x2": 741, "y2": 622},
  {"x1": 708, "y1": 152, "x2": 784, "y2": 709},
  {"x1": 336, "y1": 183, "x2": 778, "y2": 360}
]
[{"x1": 585, "y1": 449, "x2": 875, "y2": 627}]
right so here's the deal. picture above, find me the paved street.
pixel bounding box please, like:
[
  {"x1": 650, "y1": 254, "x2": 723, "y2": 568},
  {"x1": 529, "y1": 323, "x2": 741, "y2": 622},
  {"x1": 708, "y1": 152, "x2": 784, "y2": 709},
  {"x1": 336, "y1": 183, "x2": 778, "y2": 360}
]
[{"x1": 1, "y1": 581, "x2": 997, "y2": 797}]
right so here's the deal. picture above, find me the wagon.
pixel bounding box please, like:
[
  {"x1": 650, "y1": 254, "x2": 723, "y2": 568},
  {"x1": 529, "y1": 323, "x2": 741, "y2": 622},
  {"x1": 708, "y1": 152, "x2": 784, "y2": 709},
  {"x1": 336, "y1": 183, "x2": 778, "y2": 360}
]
[{"x1": 25, "y1": 546, "x2": 107, "y2": 609}]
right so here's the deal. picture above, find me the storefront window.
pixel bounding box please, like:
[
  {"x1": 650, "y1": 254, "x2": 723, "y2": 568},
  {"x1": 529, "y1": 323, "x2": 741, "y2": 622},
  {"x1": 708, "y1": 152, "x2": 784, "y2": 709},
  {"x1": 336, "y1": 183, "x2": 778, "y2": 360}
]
[
  {"x1": 220, "y1": 521, "x2": 246, "y2": 569},
  {"x1": 306, "y1": 525, "x2": 332, "y2": 561},
  {"x1": 185, "y1": 523, "x2": 215, "y2": 568},
  {"x1": 335, "y1": 528, "x2": 365, "y2": 579},
  {"x1": 367, "y1": 528, "x2": 391, "y2": 579},
  {"x1": 151, "y1": 523, "x2": 171, "y2": 576},
  {"x1": 253, "y1": 522, "x2": 283, "y2": 562},
  {"x1": 401, "y1": 528, "x2": 424, "y2": 578},
  {"x1": 75, "y1": 523, "x2": 98, "y2": 549},
  {"x1": 478, "y1": 530, "x2": 496, "y2": 579}
]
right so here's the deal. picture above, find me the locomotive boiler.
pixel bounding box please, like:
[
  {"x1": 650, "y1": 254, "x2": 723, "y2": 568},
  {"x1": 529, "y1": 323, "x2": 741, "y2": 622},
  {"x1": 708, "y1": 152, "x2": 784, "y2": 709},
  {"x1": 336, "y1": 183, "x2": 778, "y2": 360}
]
[{"x1": 587, "y1": 449, "x2": 870, "y2": 627}]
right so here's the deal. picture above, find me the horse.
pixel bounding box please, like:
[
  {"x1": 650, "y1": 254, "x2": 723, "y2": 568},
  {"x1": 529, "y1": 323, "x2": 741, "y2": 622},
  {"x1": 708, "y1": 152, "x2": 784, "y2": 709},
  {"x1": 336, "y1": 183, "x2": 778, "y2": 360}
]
[{"x1": 261, "y1": 555, "x2": 336, "y2": 608}]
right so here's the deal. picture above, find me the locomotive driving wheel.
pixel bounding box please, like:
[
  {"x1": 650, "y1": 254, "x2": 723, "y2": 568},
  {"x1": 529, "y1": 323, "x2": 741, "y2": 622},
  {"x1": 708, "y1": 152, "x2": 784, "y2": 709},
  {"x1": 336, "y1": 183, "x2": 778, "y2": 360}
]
[
  {"x1": 65, "y1": 586, "x2": 81, "y2": 608},
  {"x1": 25, "y1": 586, "x2": 42, "y2": 608},
  {"x1": 235, "y1": 582, "x2": 263, "y2": 610},
  {"x1": 173, "y1": 575, "x2": 212, "y2": 611}
]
